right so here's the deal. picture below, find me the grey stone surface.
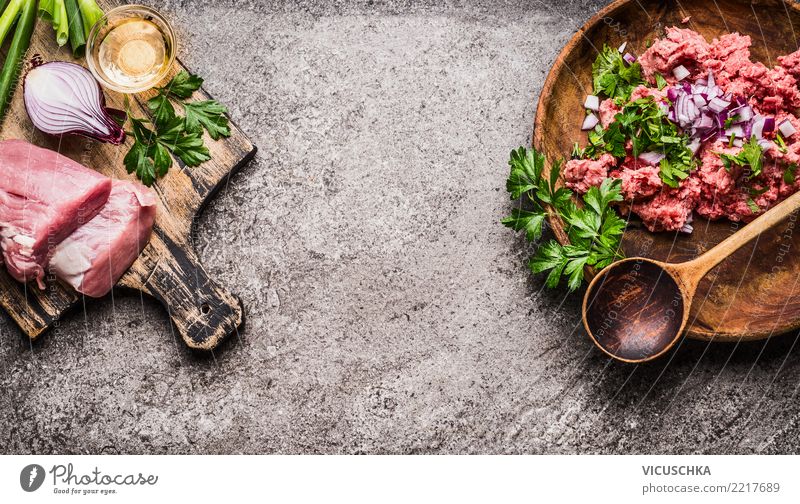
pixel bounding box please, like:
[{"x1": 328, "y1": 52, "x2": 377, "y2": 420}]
[{"x1": 3, "y1": 0, "x2": 800, "y2": 454}]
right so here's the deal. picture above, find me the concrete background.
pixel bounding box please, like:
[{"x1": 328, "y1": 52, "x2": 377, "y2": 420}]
[{"x1": 3, "y1": 0, "x2": 800, "y2": 454}]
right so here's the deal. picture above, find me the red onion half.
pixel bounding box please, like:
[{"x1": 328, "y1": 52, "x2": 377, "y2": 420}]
[{"x1": 23, "y1": 61, "x2": 125, "y2": 145}]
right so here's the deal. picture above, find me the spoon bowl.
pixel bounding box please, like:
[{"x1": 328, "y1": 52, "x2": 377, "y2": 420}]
[
  {"x1": 583, "y1": 258, "x2": 688, "y2": 363},
  {"x1": 581, "y1": 190, "x2": 800, "y2": 362}
]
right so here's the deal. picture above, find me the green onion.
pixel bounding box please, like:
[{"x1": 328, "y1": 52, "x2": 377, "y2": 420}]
[
  {"x1": 0, "y1": 0, "x2": 24, "y2": 47},
  {"x1": 0, "y1": 0, "x2": 36, "y2": 122},
  {"x1": 39, "y1": 0, "x2": 69, "y2": 46},
  {"x1": 77, "y1": 0, "x2": 102, "y2": 38},
  {"x1": 64, "y1": 0, "x2": 85, "y2": 57}
]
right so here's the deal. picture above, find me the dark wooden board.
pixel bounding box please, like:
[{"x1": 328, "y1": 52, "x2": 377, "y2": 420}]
[
  {"x1": 535, "y1": 0, "x2": 800, "y2": 342},
  {"x1": 0, "y1": 0, "x2": 255, "y2": 350}
]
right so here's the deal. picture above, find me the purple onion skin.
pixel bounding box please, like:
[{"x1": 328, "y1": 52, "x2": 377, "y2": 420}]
[{"x1": 23, "y1": 60, "x2": 126, "y2": 146}]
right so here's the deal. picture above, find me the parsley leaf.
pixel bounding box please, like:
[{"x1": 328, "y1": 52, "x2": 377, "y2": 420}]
[
  {"x1": 504, "y1": 147, "x2": 626, "y2": 292},
  {"x1": 505, "y1": 146, "x2": 545, "y2": 199},
  {"x1": 147, "y1": 93, "x2": 176, "y2": 128},
  {"x1": 654, "y1": 72, "x2": 668, "y2": 90},
  {"x1": 591, "y1": 45, "x2": 644, "y2": 101},
  {"x1": 183, "y1": 100, "x2": 231, "y2": 140},
  {"x1": 159, "y1": 70, "x2": 204, "y2": 99},
  {"x1": 719, "y1": 137, "x2": 763, "y2": 179},
  {"x1": 155, "y1": 116, "x2": 211, "y2": 167},
  {"x1": 124, "y1": 139, "x2": 155, "y2": 186},
  {"x1": 784, "y1": 163, "x2": 798, "y2": 184},
  {"x1": 503, "y1": 208, "x2": 546, "y2": 241},
  {"x1": 775, "y1": 132, "x2": 788, "y2": 154}
]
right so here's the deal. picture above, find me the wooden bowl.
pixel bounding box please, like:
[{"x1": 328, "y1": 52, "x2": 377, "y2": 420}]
[{"x1": 534, "y1": 0, "x2": 800, "y2": 342}]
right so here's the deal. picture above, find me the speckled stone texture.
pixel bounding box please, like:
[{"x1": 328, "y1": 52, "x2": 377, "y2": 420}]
[{"x1": 3, "y1": 0, "x2": 800, "y2": 454}]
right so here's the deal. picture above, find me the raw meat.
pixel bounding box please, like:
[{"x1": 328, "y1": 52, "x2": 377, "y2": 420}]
[
  {"x1": 563, "y1": 153, "x2": 616, "y2": 193},
  {"x1": 49, "y1": 180, "x2": 157, "y2": 298},
  {"x1": 0, "y1": 139, "x2": 111, "y2": 287},
  {"x1": 638, "y1": 27, "x2": 710, "y2": 81}
]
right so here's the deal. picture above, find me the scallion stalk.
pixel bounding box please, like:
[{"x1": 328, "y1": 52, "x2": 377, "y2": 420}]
[
  {"x1": 0, "y1": 0, "x2": 36, "y2": 122},
  {"x1": 77, "y1": 0, "x2": 102, "y2": 38},
  {"x1": 39, "y1": 0, "x2": 69, "y2": 47},
  {"x1": 64, "y1": 0, "x2": 86, "y2": 57},
  {"x1": 0, "y1": 0, "x2": 24, "y2": 47}
]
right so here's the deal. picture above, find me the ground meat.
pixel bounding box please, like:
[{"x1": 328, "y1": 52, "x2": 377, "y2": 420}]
[
  {"x1": 694, "y1": 141, "x2": 781, "y2": 222},
  {"x1": 695, "y1": 141, "x2": 738, "y2": 196},
  {"x1": 778, "y1": 48, "x2": 800, "y2": 79},
  {"x1": 703, "y1": 33, "x2": 752, "y2": 88},
  {"x1": 563, "y1": 153, "x2": 617, "y2": 193},
  {"x1": 751, "y1": 65, "x2": 800, "y2": 114},
  {"x1": 724, "y1": 62, "x2": 800, "y2": 114},
  {"x1": 570, "y1": 27, "x2": 800, "y2": 232},
  {"x1": 763, "y1": 113, "x2": 800, "y2": 196},
  {"x1": 618, "y1": 163, "x2": 663, "y2": 201},
  {"x1": 598, "y1": 99, "x2": 621, "y2": 128},
  {"x1": 631, "y1": 176, "x2": 701, "y2": 232},
  {"x1": 639, "y1": 27, "x2": 710, "y2": 82},
  {"x1": 629, "y1": 84, "x2": 667, "y2": 102}
]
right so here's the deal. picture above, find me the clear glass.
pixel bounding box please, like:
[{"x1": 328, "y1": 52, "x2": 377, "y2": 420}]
[{"x1": 85, "y1": 5, "x2": 176, "y2": 94}]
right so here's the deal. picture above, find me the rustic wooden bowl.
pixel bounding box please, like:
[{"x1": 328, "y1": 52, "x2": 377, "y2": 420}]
[{"x1": 535, "y1": 0, "x2": 800, "y2": 342}]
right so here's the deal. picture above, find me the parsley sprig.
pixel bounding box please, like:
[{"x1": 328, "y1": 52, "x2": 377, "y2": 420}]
[
  {"x1": 123, "y1": 71, "x2": 232, "y2": 186},
  {"x1": 719, "y1": 137, "x2": 764, "y2": 179},
  {"x1": 502, "y1": 147, "x2": 626, "y2": 291},
  {"x1": 592, "y1": 45, "x2": 644, "y2": 101}
]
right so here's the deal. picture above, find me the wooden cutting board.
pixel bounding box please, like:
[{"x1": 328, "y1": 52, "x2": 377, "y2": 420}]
[{"x1": 0, "y1": 0, "x2": 255, "y2": 350}]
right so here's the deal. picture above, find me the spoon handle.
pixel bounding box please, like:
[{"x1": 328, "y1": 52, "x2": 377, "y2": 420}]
[{"x1": 681, "y1": 188, "x2": 800, "y2": 285}]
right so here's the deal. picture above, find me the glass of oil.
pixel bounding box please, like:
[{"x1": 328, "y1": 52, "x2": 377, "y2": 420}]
[{"x1": 85, "y1": 5, "x2": 176, "y2": 94}]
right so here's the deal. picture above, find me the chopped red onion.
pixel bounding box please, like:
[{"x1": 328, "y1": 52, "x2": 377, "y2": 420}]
[
  {"x1": 673, "y1": 65, "x2": 690, "y2": 81},
  {"x1": 779, "y1": 118, "x2": 796, "y2": 138},
  {"x1": 667, "y1": 87, "x2": 679, "y2": 102},
  {"x1": 752, "y1": 117, "x2": 765, "y2": 139},
  {"x1": 638, "y1": 151, "x2": 666, "y2": 166},
  {"x1": 734, "y1": 105, "x2": 753, "y2": 122},
  {"x1": 581, "y1": 113, "x2": 599, "y2": 131},
  {"x1": 724, "y1": 125, "x2": 744, "y2": 138},
  {"x1": 584, "y1": 94, "x2": 600, "y2": 111},
  {"x1": 708, "y1": 97, "x2": 730, "y2": 113},
  {"x1": 692, "y1": 94, "x2": 707, "y2": 107},
  {"x1": 696, "y1": 114, "x2": 713, "y2": 129},
  {"x1": 758, "y1": 138, "x2": 775, "y2": 151},
  {"x1": 623, "y1": 53, "x2": 636, "y2": 64},
  {"x1": 764, "y1": 117, "x2": 775, "y2": 133}
]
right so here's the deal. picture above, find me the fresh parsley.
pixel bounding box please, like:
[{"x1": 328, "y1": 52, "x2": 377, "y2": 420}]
[
  {"x1": 654, "y1": 72, "x2": 668, "y2": 90},
  {"x1": 156, "y1": 70, "x2": 204, "y2": 99},
  {"x1": 583, "y1": 96, "x2": 695, "y2": 188},
  {"x1": 719, "y1": 137, "x2": 763, "y2": 179},
  {"x1": 502, "y1": 147, "x2": 626, "y2": 291},
  {"x1": 123, "y1": 71, "x2": 230, "y2": 186},
  {"x1": 785, "y1": 162, "x2": 797, "y2": 184},
  {"x1": 775, "y1": 132, "x2": 789, "y2": 154},
  {"x1": 592, "y1": 44, "x2": 644, "y2": 101}
]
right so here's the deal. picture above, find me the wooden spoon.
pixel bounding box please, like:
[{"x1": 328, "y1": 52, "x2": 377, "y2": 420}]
[{"x1": 583, "y1": 189, "x2": 800, "y2": 363}]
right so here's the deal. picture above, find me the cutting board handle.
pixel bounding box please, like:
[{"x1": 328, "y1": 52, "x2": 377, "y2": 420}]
[{"x1": 141, "y1": 238, "x2": 243, "y2": 350}]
